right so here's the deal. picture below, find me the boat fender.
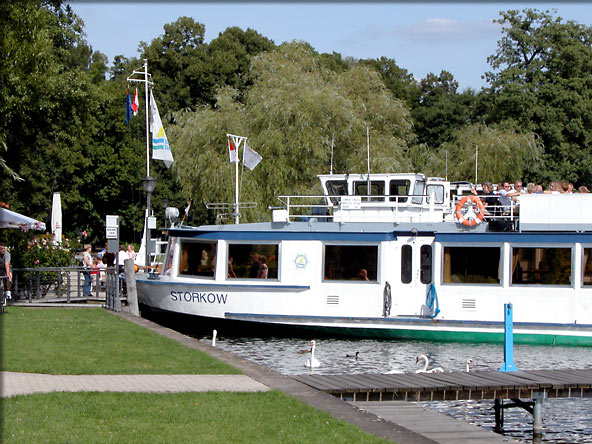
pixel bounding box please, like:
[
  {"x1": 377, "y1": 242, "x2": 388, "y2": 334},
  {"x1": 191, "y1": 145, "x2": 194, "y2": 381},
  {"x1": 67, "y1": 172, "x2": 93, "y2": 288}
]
[
  {"x1": 383, "y1": 281, "x2": 392, "y2": 317},
  {"x1": 426, "y1": 283, "x2": 440, "y2": 318},
  {"x1": 455, "y1": 195, "x2": 485, "y2": 227}
]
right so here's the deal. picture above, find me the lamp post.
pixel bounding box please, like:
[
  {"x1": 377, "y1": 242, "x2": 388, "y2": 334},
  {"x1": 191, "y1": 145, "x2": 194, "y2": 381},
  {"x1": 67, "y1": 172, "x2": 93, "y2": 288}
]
[{"x1": 142, "y1": 176, "x2": 157, "y2": 268}]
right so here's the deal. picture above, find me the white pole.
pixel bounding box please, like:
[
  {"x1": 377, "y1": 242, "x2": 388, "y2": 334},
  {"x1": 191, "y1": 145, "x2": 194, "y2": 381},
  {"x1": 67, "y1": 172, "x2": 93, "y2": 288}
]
[
  {"x1": 144, "y1": 59, "x2": 150, "y2": 179},
  {"x1": 235, "y1": 141, "x2": 239, "y2": 224},
  {"x1": 330, "y1": 132, "x2": 334, "y2": 175},
  {"x1": 445, "y1": 150, "x2": 448, "y2": 181},
  {"x1": 366, "y1": 127, "x2": 371, "y2": 197},
  {"x1": 475, "y1": 145, "x2": 478, "y2": 184}
]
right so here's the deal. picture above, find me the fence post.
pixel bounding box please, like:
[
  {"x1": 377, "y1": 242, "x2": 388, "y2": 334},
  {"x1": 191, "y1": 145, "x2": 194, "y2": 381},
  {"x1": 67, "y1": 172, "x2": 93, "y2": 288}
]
[{"x1": 124, "y1": 259, "x2": 139, "y2": 316}]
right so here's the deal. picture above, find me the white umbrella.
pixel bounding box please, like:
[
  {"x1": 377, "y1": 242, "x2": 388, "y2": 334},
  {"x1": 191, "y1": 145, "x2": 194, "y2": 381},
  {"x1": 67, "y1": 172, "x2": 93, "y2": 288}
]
[
  {"x1": 0, "y1": 207, "x2": 46, "y2": 231},
  {"x1": 51, "y1": 192, "x2": 62, "y2": 243}
]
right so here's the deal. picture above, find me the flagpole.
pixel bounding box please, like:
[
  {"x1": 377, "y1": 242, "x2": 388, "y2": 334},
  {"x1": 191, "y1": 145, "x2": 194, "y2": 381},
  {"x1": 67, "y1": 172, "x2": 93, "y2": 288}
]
[{"x1": 144, "y1": 59, "x2": 150, "y2": 179}]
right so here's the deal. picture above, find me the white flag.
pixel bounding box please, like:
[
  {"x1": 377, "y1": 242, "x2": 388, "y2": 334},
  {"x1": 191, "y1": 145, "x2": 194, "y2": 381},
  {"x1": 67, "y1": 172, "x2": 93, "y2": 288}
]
[
  {"x1": 150, "y1": 90, "x2": 174, "y2": 168},
  {"x1": 228, "y1": 138, "x2": 237, "y2": 162},
  {"x1": 243, "y1": 142, "x2": 262, "y2": 170}
]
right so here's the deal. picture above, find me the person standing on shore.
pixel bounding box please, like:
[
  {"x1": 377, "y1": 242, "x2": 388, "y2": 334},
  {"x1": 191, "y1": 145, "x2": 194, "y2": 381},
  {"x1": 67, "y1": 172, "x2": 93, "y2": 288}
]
[
  {"x1": 0, "y1": 242, "x2": 12, "y2": 299},
  {"x1": 82, "y1": 244, "x2": 92, "y2": 296}
]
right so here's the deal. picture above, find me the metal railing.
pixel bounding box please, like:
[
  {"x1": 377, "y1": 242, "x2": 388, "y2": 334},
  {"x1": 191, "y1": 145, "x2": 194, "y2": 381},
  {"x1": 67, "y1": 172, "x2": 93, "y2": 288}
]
[{"x1": 9, "y1": 266, "x2": 122, "y2": 304}]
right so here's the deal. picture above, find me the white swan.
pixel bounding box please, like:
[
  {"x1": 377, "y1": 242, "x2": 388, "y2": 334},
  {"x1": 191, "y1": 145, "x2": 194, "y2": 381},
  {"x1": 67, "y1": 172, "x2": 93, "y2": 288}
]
[
  {"x1": 304, "y1": 340, "x2": 320, "y2": 368},
  {"x1": 465, "y1": 358, "x2": 475, "y2": 372},
  {"x1": 415, "y1": 354, "x2": 444, "y2": 373}
]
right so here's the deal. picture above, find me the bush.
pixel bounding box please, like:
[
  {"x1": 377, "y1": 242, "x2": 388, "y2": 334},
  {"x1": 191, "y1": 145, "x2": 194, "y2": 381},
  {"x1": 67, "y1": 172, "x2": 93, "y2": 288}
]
[{"x1": 20, "y1": 234, "x2": 75, "y2": 268}]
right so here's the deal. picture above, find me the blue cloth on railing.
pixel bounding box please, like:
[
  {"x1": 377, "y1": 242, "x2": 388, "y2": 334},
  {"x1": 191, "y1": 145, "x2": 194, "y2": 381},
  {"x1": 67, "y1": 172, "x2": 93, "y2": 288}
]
[{"x1": 426, "y1": 283, "x2": 440, "y2": 318}]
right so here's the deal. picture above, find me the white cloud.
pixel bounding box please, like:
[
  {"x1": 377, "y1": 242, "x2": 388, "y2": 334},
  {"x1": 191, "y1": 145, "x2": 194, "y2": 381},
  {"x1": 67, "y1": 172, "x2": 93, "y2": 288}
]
[{"x1": 345, "y1": 17, "x2": 501, "y2": 46}]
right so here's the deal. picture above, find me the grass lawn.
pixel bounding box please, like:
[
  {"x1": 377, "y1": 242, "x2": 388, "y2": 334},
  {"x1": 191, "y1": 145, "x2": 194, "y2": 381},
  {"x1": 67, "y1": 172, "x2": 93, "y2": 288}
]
[
  {"x1": 2, "y1": 391, "x2": 391, "y2": 444},
  {"x1": 0, "y1": 307, "x2": 239, "y2": 374}
]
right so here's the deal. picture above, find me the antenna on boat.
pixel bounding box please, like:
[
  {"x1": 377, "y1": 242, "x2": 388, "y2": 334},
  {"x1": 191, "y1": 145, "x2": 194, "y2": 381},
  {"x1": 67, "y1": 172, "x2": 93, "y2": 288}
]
[
  {"x1": 366, "y1": 126, "x2": 371, "y2": 198},
  {"x1": 445, "y1": 150, "x2": 448, "y2": 181},
  {"x1": 475, "y1": 145, "x2": 478, "y2": 184},
  {"x1": 330, "y1": 131, "x2": 335, "y2": 175}
]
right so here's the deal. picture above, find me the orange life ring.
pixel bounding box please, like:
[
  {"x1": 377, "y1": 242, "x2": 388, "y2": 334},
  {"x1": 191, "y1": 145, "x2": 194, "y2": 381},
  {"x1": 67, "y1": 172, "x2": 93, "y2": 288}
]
[{"x1": 455, "y1": 195, "x2": 485, "y2": 227}]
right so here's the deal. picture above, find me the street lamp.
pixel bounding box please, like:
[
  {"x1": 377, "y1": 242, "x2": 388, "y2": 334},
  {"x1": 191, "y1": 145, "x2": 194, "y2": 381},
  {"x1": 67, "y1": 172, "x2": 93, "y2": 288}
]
[{"x1": 142, "y1": 176, "x2": 157, "y2": 268}]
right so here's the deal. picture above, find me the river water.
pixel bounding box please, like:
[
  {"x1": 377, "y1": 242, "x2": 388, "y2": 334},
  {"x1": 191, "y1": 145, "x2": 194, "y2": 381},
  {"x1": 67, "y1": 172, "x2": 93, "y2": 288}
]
[{"x1": 198, "y1": 334, "x2": 592, "y2": 444}]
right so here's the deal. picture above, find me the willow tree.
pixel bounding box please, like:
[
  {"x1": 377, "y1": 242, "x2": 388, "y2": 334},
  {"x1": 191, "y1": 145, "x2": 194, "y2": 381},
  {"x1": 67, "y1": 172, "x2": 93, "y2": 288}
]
[
  {"x1": 425, "y1": 123, "x2": 544, "y2": 184},
  {"x1": 170, "y1": 42, "x2": 415, "y2": 222}
]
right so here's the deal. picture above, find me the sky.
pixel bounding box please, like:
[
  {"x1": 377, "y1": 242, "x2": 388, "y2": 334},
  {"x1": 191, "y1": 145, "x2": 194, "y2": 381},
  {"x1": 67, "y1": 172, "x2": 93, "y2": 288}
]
[{"x1": 68, "y1": 2, "x2": 592, "y2": 91}]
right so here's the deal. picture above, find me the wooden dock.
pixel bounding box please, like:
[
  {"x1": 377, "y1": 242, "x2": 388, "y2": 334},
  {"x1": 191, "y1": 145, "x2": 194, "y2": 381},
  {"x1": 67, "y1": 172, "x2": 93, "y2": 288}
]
[{"x1": 293, "y1": 369, "x2": 592, "y2": 402}]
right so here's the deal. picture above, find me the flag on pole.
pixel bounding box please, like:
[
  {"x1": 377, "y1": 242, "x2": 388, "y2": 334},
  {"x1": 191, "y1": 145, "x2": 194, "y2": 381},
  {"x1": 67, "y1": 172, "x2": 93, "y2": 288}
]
[
  {"x1": 125, "y1": 89, "x2": 132, "y2": 124},
  {"x1": 228, "y1": 138, "x2": 238, "y2": 162},
  {"x1": 149, "y1": 90, "x2": 174, "y2": 168},
  {"x1": 132, "y1": 88, "x2": 139, "y2": 115},
  {"x1": 243, "y1": 142, "x2": 262, "y2": 170}
]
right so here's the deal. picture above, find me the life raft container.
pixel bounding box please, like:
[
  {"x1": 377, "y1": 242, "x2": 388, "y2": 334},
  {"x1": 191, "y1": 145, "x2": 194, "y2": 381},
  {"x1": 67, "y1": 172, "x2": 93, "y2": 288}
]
[{"x1": 455, "y1": 195, "x2": 485, "y2": 227}]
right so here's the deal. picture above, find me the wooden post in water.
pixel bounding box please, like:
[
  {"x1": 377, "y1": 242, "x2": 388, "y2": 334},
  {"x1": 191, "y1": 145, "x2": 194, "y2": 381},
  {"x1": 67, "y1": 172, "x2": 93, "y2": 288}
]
[{"x1": 124, "y1": 259, "x2": 139, "y2": 316}]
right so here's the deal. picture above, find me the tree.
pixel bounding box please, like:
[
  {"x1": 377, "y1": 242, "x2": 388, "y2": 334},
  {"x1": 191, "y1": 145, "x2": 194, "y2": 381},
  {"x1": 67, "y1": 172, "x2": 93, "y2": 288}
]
[
  {"x1": 358, "y1": 57, "x2": 419, "y2": 105},
  {"x1": 414, "y1": 123, "x2": 544, "y2": 184},
  {"x1": 480, "y1": 8, "x2": 592, "y2": 186},
  {"x1": 169, "y1": 42, "x2": 415, "y2": 222},
  {"x1": 411, "y1": 71, "x2": 477, "y2": 149}
]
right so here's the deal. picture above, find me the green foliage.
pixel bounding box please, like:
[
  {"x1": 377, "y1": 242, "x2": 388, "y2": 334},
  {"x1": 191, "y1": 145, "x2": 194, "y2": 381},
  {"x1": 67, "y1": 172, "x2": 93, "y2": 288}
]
[
  {"x1": 20, "y1": 234, "x2": 75, "y2": 268},
  {"x1": 415, "y1": 123, "x2": 544, "y2": 183},
  {"x1": 170, "y1": 42, "x2": 414, "y2": 222},
  {"x1": 481, "y1": 8, "x2": 592, "y2": 186}
]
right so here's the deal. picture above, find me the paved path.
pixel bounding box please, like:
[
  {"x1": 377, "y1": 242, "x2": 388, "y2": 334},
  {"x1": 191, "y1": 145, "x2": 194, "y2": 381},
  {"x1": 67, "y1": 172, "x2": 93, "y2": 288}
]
[{"x1": 1, "y1": 372, "x2": 269, "y2": 397}]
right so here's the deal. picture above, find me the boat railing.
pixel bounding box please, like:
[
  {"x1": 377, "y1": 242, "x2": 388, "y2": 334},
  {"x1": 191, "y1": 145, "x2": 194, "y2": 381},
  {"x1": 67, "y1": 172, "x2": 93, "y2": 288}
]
[{"x1": 271, "y1": 193, "x2": 450, "y2": 222}]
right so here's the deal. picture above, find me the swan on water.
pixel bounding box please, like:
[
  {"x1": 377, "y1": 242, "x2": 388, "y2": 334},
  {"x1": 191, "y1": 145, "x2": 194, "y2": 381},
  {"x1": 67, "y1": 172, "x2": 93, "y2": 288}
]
[
  {"x1": 212, "y1": 329, "x2": 217, "y2": 347},
  {"x1": 415, "y1": 354, "x2": 444, "y2": 373},
  {"x1": 304, "y1": 340, "x2": 321, "y2": 368},
  {"x1": 465, "y1": 358, "x2": 475, "y2": 372}
]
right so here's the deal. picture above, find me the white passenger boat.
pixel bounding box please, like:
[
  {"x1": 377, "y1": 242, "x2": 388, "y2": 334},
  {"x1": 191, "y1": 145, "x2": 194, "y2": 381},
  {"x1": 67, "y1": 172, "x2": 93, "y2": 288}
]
[{"x1": 136, "y1": 172, "x2": 592, "y2": 346}]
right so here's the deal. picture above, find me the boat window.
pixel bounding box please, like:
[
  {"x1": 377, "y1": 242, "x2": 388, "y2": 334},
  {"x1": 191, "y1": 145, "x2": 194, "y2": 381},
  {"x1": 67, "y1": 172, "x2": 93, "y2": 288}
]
[
  {"x1": 326, "y1": 180, "x2": 348, "y2": 205},
  {"x1": 354, "y1": 181, "x2": 385, "y2": 202},
  {"x1": 412, "y1": 181, "x2": 425, "y2": 205},
  {"x1": 426, "y1": 185, "x2": 444, "y2": 205},
  {"x1": 511, "y1": 247, "x2": 571, "y2": 286},
  {"x1": 442, "y1": 246, "x2": 500, "y2": 284},
  {"x1": 420, "y1": 245, "x2": 432, "y2": 284},
  {"x1": 583, "y1": 248, "x2": 592, "y2": 286},
  {"x1": 324, "y1": 245, "x2": 378, "y2": 282},
  {"x1": 389, "y1": 180, "x2": 410, "y2": 203},
  {"x1": 178, "y1": 241, "x2": 217, "y2": 278},
  {"x1": 227, "y1": 244, "x2": 278, "y2": 279},
  {"x1": 401, "y1": 245, "x2": 412, "y2": 284}
]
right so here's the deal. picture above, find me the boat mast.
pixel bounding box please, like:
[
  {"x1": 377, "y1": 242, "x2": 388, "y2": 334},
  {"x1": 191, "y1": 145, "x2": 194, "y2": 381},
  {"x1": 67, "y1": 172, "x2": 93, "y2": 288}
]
[
  {"x1": 330, "y1": 131, "x2": 335, "y2": 175},
  {"x1": 227, "y1": 134, "x2": 246, "y2": 224}
]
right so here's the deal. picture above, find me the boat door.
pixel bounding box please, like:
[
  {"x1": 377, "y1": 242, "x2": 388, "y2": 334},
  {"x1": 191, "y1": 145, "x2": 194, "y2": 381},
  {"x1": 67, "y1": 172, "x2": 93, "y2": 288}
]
[{"x1": 388, "y1": 236, "x2": 434, "y2": 317}]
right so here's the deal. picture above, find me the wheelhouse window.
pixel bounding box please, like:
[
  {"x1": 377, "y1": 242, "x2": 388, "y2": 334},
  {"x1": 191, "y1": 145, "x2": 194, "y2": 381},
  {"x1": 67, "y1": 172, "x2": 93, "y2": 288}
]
[
  {"x1": 324, "y1": 245, "x2": 378, "y2": 281},
  {"x1": 178, "y1": 241, "x2": 217, "y2": 278},
  {"x1": 326, "y1": 180, "x2": 347, "y2": 205},
  {"x1": 389, "y1": 180, "x2": 410, "y2": 203},
  {"x1": 512, "y1": 247, "x2": 571, "y2": 286},
  {"x1": 420, "y1": 245, "x2": 432, "y2": 284},
  {"x1": 426, "y1": 185, "x2": 444, "y2": 205},
  {"x1": 354, "y1": 181, "x2": 385, "y2": 202},
  {"x1": 584, "y1": 248, "x2": 592, "y2": 286},
  {"x1": 443, "y1": 246, "x2": 500, "y2": 284},
  {"x1": 227, "y1": 244, "x2": 278, "y2": 279},
  {"x1": 401, "y1": 245, "x2": 412, "y2": 284},
  {"x1": 412, "y1": 180, "x2": 425, "y2": 205}
]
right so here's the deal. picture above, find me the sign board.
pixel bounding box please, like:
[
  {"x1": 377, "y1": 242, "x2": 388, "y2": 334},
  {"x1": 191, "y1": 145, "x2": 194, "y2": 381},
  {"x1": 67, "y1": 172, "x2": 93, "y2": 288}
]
[
  {"x1": 340, "y1": 195, "x2": 362, "y2": 210},
  {"x1": 106, "y1": 227, "x2": 118, "y2": 239},
  {"x1": 106, "y1": 215, "x2": 119, "y2": 228},
  {"x1": 148, "y1": 216, "x2": 157, "y2": 229}
]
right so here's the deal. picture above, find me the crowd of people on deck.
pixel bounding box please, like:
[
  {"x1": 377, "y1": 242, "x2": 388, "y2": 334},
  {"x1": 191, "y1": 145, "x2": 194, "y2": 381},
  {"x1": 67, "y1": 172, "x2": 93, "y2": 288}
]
[{"x1": 468, "y1": 179, "x2": 588, "y2": 220}]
